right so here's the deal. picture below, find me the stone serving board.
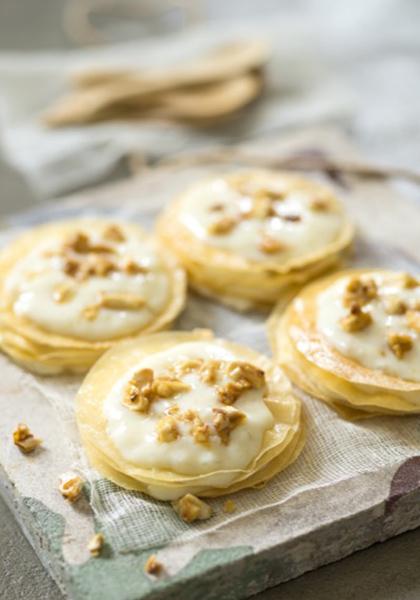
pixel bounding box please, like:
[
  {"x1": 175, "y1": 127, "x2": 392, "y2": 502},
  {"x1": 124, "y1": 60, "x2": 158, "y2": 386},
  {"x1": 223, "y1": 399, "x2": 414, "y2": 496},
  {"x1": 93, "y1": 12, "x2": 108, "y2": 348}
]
[{"x1": 1, "y1": 128, "x2": 420, "y2": 600}]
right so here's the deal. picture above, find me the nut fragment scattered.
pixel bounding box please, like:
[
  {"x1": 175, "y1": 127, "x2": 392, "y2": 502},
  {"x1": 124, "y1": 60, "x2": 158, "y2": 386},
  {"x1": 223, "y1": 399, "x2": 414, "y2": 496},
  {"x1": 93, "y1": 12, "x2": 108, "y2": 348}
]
[
  {"x1": 387, "y1": 332, "x2": 413, "y2": 359},
  {"x1": 53, "y1": 282, "x2": 74, "y2": 303},
  {"x1": 217, "y1": 381, "x2": 247, "y2": 405},
  {"x1": 191, "y1": 416, "x2": 210, "y2": 445},
  {"x1": 406, "y1": 310, "x2": 420, "y2": 333},
  {"x1": 199, "y1": 360, "x2": 221, "y2": 385},
  {"x1": 144, "y1": 555, "x2": 163, "y2": 576},
  {"x1": 13, "y1": 423, "x2": 42, "y2": 454},
  {"x1": 156, "y1": 416, "x2": 179, "y2": 443},
  {"x1": 309, "y1": 196, "x2": 330, "y2": 211},
  {"x1": 208, "y1": 216, "x2": 237, "y2": 235},
  {"x1": 103, "y1": 224, "x2": 125, "y2": 242},
  {"x1": 100, "y1": 293, "x2": 146, "y2": 311},
  {"x1": 122, "y1": 368, "x2": 154, "y2": 412},
  {"x1": 227, "y1": 361, "x2": 265, "y2": 389},
  {"x1": 153, "y1": 378, "x2": 190, "y2": 398},
  {"x1": 400, "y1": 273, "x2": 418, "y2": 289},
  {"x1": 343, "y1": 277, "x2": 378, "y2": 308},
  {"x1": 282, "y1": 214, "x2": 301, "y2": 222},
  {"x1": 172, "y1": 494, "x2": 212, "y2": 523},
  {"x1": 223, "y1": 499, "x2": 237, "y2": 514},
  {"x1": 383, "y1": 296, "x2": 407, "y2": 315},
  {"x1": 121, "y1": 259, "x2": 148, "y2": 275},
  {"x1": 65, "y1": 231, "x2": 113, "y2": 255},
  {"x1": 88, "y1": 533, "x2": 105, "y2": 557},
  {"x1": 258, "y1": 234, "x2": 286, "y2": 255},
  {"x1": 340, "y1": 303, "x2": 372, "y2": 332},
  {"x1": 212, "y1": 406, "x2": 246, "y2": 444},
  {"x1": 59, "y1": 472, "x2": 84, "y2": 502}
]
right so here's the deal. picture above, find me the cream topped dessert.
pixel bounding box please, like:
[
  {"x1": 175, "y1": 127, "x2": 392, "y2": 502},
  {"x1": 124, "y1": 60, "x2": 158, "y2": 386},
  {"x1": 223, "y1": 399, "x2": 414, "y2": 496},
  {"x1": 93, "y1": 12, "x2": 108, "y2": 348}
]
[
  {"x1": 317, "y1": 272, "x2": 420, "y2": 382},
  {"x1": 178, "y1": 172, "x2": 346, "y2": 263},
  {"x1": 4, "y1": 223, "x2": 172, "y2": 341},
  {"x1": 104, "y1": 341, "x2": 274, "y2": 480}
]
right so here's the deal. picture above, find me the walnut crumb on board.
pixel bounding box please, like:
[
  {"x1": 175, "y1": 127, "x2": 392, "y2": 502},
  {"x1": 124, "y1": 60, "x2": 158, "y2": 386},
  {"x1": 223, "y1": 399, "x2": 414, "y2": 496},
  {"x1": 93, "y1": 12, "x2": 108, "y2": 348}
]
[
  {"x1": 172, "y1": 494, "x2": 212, "y2": 523},
  {"x1": 144, "y1": 555, "x2": 163, "y2": 576},
  {"x1": 59, "y1": 472, "x2": 84, "y2": 502},
  {"x1": 13, "y1": 423, "x2": 42, "y2": 454},
  {"x1": 88, "y1": 533, "x2": 105, "y2": 557}
]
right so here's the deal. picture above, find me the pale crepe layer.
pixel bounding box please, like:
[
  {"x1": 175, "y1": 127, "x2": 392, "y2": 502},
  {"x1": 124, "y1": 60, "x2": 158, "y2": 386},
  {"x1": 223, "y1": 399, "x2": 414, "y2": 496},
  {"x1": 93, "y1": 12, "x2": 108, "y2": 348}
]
[
  {"x1": 76, "y1": 330, "x2": 304, "y2": 499},
  {"x1": 268, "y1": 269, "x2": 420, "y2": 419},
  {"x1": 0, "y1": 219, "x2": 186, "y2": 374},
  {"x1": 157, "y1": 171, "x2": 354, "y2": 310}
]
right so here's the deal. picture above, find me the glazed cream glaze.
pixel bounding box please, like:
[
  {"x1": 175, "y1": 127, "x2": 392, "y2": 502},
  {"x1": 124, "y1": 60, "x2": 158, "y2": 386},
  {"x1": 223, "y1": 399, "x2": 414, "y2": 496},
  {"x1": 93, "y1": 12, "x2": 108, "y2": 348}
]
[
  {"x1": 4, "y1": 227, "x2": 170, "y2": 341},
  {"x1": 179, "y1": 175, "x2": 346, "y2": 262},
  {"x1": 317, "y1": 274, "x2": 420, "y2": 382},
  {"x1": 103, "y1": 342, "x2": 274, "y2": 489}
]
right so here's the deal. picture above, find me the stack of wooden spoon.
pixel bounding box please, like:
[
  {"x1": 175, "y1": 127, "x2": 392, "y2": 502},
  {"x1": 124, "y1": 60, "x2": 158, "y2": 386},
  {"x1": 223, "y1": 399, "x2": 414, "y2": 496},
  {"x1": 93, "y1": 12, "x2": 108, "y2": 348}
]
[{"x1": 43, "y1": 39, "x2": 269, "y2": 127}]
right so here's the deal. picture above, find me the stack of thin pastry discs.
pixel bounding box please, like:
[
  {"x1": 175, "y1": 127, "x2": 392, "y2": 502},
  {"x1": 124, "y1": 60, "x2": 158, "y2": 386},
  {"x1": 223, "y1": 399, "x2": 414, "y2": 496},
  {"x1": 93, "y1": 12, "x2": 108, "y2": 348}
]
[
  {"x1": 75, "y1": 330, "x2": 304, "y2": 500},
  {"x1": 269, "y1": 269, "x2": 420, "y2": 419},
  {"x1": 0, "y1": 219, "x2": 186, "y2": 374},
  {"x1": 157, "y1": 169, "x2": 354, "y2": 310}
]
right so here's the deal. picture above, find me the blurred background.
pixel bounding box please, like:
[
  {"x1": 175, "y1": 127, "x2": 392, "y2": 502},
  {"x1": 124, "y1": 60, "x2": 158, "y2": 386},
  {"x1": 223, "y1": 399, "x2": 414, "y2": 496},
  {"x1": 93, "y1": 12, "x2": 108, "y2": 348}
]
[{"x1": 1, "y1": 0, "x2": 420, "y2": 216}]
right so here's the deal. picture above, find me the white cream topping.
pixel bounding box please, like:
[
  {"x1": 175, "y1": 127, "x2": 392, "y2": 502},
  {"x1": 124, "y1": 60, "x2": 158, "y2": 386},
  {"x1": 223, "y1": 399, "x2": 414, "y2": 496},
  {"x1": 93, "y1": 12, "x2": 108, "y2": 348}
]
[
  {"x1": 178, "y1": 174, "x2": 346, "y2": 262},
  {"x1": 103, "y1": 342, "x2": 274, "y2": 484},
  {"x1": 317, "y1": 274, "x2": 420, "y2": 381},
  {"x1": 5, "y1": 224, "x2": 171, "y2": 341}
]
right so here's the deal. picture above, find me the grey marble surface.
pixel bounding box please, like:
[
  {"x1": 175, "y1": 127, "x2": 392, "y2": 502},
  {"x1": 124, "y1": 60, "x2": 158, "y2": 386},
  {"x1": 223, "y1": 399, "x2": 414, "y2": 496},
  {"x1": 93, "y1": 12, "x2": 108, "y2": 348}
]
[{"x1": 1, "y1": 2, "x2": 420, "y2": 599}]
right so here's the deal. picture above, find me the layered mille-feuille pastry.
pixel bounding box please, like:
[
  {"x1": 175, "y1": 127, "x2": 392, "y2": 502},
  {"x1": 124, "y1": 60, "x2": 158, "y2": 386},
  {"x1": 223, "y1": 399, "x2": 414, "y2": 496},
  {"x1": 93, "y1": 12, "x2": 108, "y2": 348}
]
[
  {"x1": 269, "y1": 269, "x2": 420, "y2": 419},
  {"x1": 157, "y1": 170, "x2": 354, "y2": 310},
  {"x1": 0, "y1": 219, "x2": 186, "y2": 374},
  {"x1": 76, "y1": 330, "x2": 304, "y2": 501}
]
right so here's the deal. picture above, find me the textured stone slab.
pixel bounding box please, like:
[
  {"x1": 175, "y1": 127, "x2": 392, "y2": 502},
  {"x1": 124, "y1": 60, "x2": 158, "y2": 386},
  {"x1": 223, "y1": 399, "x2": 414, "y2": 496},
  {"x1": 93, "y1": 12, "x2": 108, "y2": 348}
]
[{"x1": 1, "y1": 127, "x2": 420, "y2": 600}]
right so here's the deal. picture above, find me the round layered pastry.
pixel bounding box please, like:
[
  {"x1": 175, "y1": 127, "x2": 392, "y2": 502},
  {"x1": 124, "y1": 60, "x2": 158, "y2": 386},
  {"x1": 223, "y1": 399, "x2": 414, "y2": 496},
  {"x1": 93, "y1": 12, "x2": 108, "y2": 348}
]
[
  {"x1": 269, "y1": 269, "x2": 420, "y2": 419},
  {"x1": 0, "y1": 219, "x2": 186, "y2": 374},
  {"x1": 76, "y1": 330, "x2": 304, "y2": 500},
  {"x1": 157, "y1": 170, "x2": 354, "y2": 310}
]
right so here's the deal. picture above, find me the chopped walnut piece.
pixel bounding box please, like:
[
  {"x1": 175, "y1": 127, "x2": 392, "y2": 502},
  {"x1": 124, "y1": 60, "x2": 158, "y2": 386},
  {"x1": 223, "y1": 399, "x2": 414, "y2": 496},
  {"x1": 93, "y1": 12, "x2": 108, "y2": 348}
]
[
  {"x1": 63, "y1": 257, "x2": 81, "y2": 278},
  {"x1": 121, "y1": 259, "x2": 148, "y2": 275},
  {"x1": 172, "y1": 494, "x2": 212, "y2": 523},
  {"x1": 13, "y1": 423, "x2": 42, "y2": 454},
  {"x1": 191, "y1": 417, "x2": 210, "y2": 445},
  {"x1": 383, "y1": 296, "x2": 407, "y2": 315},
  {"x1": 90, "y1": 256, "x2": 116, "y2": 277},
  {"x1": 400, "y1": 273, "x2": 418, "y2": 289},
  {"x1": 199, "y1": 360, "x2": 221, "y2": 385},
  {"x1": 208, "y1": 216, "x2": 237, "y2": 235},
  {"x1": 88, "y1": 533, "x2": 105, "y2": 557},
  {"x1": 175, "y1": 358, "x2": 204, "y2": 376},
  {"x1": 282, "y1": 214, "x2": 302, "y2": 222},
  {"x1": 100, "y1": 293, "x2": 146, "y2": 311},
  {"x1": 59, "y1": 472, "x2": 84, "y2": 502},
  {"x1": 309, "y1": 196, "x2": 330, "y2": 211},
  {"x1": 406, "y1": 310, "x2": 420, "y2": 333},
  {"x1": 103, "y1": 225, "x2": 125, "y2": 242},
  {"x1": 53, "y1": 282, "x2": 74, "y2": 303},
  {"x1": 209, "y1": 203, "x2": 224, "y2": 212},
  {"x1": 259, "y1": 234, "x2": 286, "y2": 255},
  {"x1": 65, "y1": 232, "x2": 113, "y2": 255},
  {"x1": 227, "y1": 361, "x2": 265, "y2": 389},
  {"x1": 82, "y1": 304, "x2": 100, "y2": 321},
  {"x1": 251, "y1": 196, "x2": 272, "y2": 219},
  {"x1": 340, "y1": 303, "x2": 372, "y2": 332},
  {"x1": 144, "y1": 555, "x2": 163, "y2": 576},
  {"x1": 122, "y1": 368, "x2": 154, "y2": 412},
  {"x1": 387, "y1": 332, "x2": 413, "y2": 359},
  {"x1": 223, "y1": 499, "x2": 237, "y2": 513},
  {"x1": 343, "y1": 277, "x2": 378, "y2": 308},
  {"x1": 156, "y1": 416, "x2": 179, "y2": 443},
  {"x1": 212, "y1": 406, "x2": 246, "y2": 444},
  {"x1": 217, "y1": 381, "x2": 245, "y2": 405},
  {"x1": 153, "y1": 378, "x2": 190, "y2": 398}
]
